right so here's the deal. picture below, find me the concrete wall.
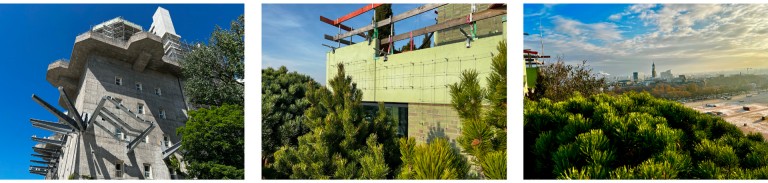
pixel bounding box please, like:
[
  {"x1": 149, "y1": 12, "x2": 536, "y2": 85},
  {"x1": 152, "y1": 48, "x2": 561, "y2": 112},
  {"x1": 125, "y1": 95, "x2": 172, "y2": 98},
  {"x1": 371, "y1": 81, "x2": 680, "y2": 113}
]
[
  {"x1": 407, "y1": 103, "x2": 461, "y2": 145},
  {"x1": 56, "y1": 53, "x2": 186, "y2": 179},
  {"x1": 436, "y1": 4, "x2": 504, "y2": 46},
  {"x1": 326, "y1": 26, "x2": 505, "y2": 105}
]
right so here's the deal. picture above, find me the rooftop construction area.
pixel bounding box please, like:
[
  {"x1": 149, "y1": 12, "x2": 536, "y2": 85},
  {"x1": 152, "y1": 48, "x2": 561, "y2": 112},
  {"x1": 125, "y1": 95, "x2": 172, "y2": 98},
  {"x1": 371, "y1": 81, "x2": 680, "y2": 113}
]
[{"x1": 320, "y1": 3, "x2": 506, "y2": 145}]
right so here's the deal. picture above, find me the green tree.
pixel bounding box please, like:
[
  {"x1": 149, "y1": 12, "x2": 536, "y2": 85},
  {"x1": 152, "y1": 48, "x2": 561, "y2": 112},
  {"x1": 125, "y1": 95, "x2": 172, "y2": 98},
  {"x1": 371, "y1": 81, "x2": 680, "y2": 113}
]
[
  {"x1": 396, "y1": 137, "x2": 470, "y2": 179},
  {"x1": 261, "y1": 66, "x2": 319, "y2": 178},
  {"x1": 177, "y1": 104, "x2": 244, "y2": 179},
  {"x1": 369, "y1": 4, "x2": 394, "y2": 54},
  {"x1": 272, "y1": 64, "x2": 400, "y2": 179},
  {"x1": 526, "y1": 57, "x2": 605, "y2": 102},
  {"x1": 448, "y1": 40, "x2": 507, "y2": 179},
  {"x1": 182, "y1": 14, "x2": 244, "y2": 106}
]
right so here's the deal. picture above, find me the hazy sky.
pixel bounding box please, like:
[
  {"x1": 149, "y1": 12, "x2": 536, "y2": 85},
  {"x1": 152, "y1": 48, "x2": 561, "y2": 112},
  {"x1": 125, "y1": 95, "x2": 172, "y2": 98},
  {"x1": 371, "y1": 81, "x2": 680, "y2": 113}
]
[{"x1": 524, "y1": 4, "x2": 768, "y2": 77}]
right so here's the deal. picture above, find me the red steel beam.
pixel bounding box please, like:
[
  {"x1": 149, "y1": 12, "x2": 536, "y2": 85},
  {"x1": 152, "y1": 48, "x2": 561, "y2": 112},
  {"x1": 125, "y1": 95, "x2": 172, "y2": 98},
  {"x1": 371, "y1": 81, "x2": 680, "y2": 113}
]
[
  {"x1": 320, "y1": 16, "x2": 368, "y2": 39},
  {"x1": 333, "y1": 4, "x2": 383, "y2": 25},
  {"x1": 524, "y1": 50, "x2": 538, "y2": 54}
]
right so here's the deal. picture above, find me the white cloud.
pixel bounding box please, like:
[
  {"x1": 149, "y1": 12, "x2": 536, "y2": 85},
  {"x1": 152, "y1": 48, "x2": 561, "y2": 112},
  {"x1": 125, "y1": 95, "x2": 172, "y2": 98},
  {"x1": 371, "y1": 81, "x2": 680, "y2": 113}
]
[
  {"x1": 526, "y1": 4, "x2": 768, "y2": 76},
  {"x1": 551, "y1": 16, "x2": 622, "y2": 42}
]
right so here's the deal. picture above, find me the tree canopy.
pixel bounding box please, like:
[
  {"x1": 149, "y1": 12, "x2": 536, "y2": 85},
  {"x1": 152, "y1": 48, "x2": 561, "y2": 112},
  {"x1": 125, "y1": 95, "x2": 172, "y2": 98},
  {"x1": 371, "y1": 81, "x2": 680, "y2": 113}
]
[
  {"x1": 177, "y1": 104, "x2": 244, "y2": 179},
  {"x1": 261, "y1": 66, "x2": 319, "y2": 171},
  {"x1": 526, "y1": 58, "x2": 605, "y2": 102},
  {"x1": 182, "y1": 14, "x2": 245, "y2": 106},
  {"x1": 525, "y1": 91, "x2": 768, "y2": 179},
  {"x1": 177, "y1": 14, "x2": 245, "y2": 179},
  {"x1": 271, "y1": 64, "x2": 400, "y2": 179}
]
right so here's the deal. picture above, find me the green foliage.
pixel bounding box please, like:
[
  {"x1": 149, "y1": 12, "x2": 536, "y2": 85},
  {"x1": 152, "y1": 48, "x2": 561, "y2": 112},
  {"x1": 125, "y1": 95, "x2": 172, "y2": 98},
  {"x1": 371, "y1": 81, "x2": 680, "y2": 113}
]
[
  {"x1": 369, "y1": 4, "x2": 393, "y2": 40},
  {"x1": 182, "y1": 14, "x2": 244, "y2": 106},
  {"x1": 526, "y1": 58, "x2": 606, "y2": 102},
  {"x1": 525, "y1": 91, "x2": 768, "y2": 179},
  {"x1": 448, "y1": 40, "x2": 507, "y2": 179},
  {"x1": 479, "y1": 150, "x2": 506, "y2": 179},
  {"x1": 262, "y1": 66, "x2": 320, "y2": 178},
  {"x1": 186, "y1": 161, "x2": 244, "y2": 179},
  {"x1": 272, "y1": 64, "x2": 399, "y2": 179},
  {"x1": 177, "y1": 104, "x2": 244, "y2": 179},
  {"x1": 396, "y1": 138, "x2": 470, "y2": 179}
]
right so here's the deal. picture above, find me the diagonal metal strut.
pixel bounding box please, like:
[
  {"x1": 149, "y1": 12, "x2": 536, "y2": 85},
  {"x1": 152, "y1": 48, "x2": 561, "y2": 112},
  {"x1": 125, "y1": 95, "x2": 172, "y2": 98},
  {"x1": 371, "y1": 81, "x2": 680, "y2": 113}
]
[
  {"x1": 58, "y1": 87, "x2": 85, "y2": 130},
  {"x1": 32, "y1": 94, "x2": 81, "y2": 131}
]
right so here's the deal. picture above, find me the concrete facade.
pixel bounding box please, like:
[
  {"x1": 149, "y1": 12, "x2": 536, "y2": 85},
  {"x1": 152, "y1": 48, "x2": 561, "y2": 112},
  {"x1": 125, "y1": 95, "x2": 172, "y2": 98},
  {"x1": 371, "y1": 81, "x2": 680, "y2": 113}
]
[
  {"x1": 326, "y1": 6, "x2": 506, "y2": 145},
  {"x1": 32, "y1": 7, "x2": 187, "y2": 180}
]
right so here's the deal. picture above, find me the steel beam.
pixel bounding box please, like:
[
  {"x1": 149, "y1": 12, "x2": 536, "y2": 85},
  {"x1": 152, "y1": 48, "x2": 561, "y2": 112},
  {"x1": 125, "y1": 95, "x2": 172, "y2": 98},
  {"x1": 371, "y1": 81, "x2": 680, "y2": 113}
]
[
  {"x1": 30, "y1": 119, "x2": 74, "y2": 134},
  {"x1": 58, "y1": 87, "x2": 84, "y2": 130},
  {"x1": 86, "y1": 96, "x2": 109, "y2": 127},
  {"x1": 32, "y1": 154, "x2": 57, "y2": 160},
  {"x1": 100, "y1": 108, "x2": 142, "y2": 132},
  {"x1": 31, "y1": 136, "x2": 63, "y2": 147},
  {"x1": 333, "y1": 3, "x2": 446, "y2": 40},
  {"x1": 331, "y1": 4, "x2": 382, "y2": 25},
  {"x1": 30, "y1": 170, "x2": 47, "y2": 176},
  {"x1": 325, "y1": 34, "x2": 355, "y2": 45},
  {"x1": 105, "y1": 96, "x2": 152, "y2": 124},
  {"x1": 320, "y1": 16, "x2": 367, "y2": 39},
  {"x1": 32, "y1": 94, "x2": 81, "y2": 131},
  {"x1": 31, "y1": 160, "x2": 55, "y2": 165},
  {"x1": 127, "y1": 122, "x2": 155, "y2": 153},
  {"x1": 379, "y1": 8, "x2": 506, "y2": 46},
  {"x1": 33, "y1": 147, "x2": 59, "y2": 155},
  {"x1": 162, "y1": 141, "x2": 182, "y2": 159},
  {"x1": 92, "y1": 115, "x2": 126, "y2": 142}
]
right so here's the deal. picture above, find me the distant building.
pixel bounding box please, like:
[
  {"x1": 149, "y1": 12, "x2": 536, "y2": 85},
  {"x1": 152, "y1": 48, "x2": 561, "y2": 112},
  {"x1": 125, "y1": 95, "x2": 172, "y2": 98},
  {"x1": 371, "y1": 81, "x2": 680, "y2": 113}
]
[
  {"x1": 633, "y1": 72, "x2": 639, "y2": 82},
  {"x1": 661, "y1": 69, "x2": 673, "y2": 80},
  {"x1": 652, "y1": 62, "x2": 657, "y2": 78}
]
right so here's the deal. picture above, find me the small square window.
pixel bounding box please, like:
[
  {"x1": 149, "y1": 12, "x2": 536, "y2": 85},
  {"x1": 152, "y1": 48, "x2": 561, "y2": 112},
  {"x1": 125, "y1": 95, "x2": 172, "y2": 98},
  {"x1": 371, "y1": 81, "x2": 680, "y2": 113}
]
[
  {"x1": 115, "y1": 161, "x2": 124, "y2": 178},
  {"x1": 163, "y1": 136, "x2": 170, "y2": 148},
  {"x1": 115, "y1": 77, "x2": 123, "y2": 86},
  {"x1": 159, "y1": 109, "x2": 166, "y2": 119},
  {"x1": 144, "y1": 164, "x2": 152, "y2": 179},
  {"x1": 155, "y1": 88, "x2": 162, "y2": 96},
  {"x1": 115, "y1": 128, "x2": 124, "y2": 140},
  {"x1": 136, "y1": 82, "x2": 143, "y2": 92},
  {"x1": 138, "y1": 104, "x2": 145, "y2": 114}
]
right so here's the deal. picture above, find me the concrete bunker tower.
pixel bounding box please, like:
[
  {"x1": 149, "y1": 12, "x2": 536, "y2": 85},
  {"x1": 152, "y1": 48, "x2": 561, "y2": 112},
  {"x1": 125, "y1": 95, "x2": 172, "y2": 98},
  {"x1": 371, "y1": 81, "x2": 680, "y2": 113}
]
[{"x1": 28, "y1": 7, "x2": 189, "y2": 179}]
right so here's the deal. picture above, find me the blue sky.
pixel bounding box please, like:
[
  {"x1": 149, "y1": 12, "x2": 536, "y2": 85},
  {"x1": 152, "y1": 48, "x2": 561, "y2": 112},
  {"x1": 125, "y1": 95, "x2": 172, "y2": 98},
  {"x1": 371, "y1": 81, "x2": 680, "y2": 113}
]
[
  {"x1": 524, "y1": 4, "x2": 768, "y2": 79},
  {"x1": 262, "y1": 4, "x2": 438, "y2": 84},
  {"x1": 0, "y1": 4, "x2": 242, "y2": 179}
]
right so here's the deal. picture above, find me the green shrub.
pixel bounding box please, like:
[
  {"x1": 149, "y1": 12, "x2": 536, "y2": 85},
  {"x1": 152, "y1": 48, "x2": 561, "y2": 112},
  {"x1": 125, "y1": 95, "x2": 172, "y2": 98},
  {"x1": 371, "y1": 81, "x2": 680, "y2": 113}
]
[
  {"x1": 525, "y1": 92, "x2": 768, "y2": 179},
  {"x1": 397, "y1": 138, "x2": 469, "y2": 179},
  {"x1": 479, "y1": 150, "x2": 506, "y2": 179}
]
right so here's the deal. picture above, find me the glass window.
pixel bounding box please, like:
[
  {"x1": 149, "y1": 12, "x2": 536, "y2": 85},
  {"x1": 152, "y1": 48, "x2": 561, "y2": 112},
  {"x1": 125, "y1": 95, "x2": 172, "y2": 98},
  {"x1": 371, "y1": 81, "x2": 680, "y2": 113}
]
[
  {"x1": 163, "y1": 136, "x2": 171, "y2": 148},
  {"x1": 115, "y1": 76, "x2": 123, "y2": 86},
  {"x1": 136, "y1": 82, "x2": 143, "y2": 91},
  {"x1": 138, "y1": 104, "x2": 144, "y2": 114},
  {"x1": 115, "y1": 128, "x2": 124, "y2": 140},
  {"x1": 115, "y1": 161, "x2": 124, "y2": 178},
  {"x1": 144, "y1": 164, "x2": 152, "y2": 179},
  {"x1": 155, "y1": 88, "x2": 162, "y2": 96},
  {"x1": 159, "y1": 109, "x2": 166, "y2": 119}
]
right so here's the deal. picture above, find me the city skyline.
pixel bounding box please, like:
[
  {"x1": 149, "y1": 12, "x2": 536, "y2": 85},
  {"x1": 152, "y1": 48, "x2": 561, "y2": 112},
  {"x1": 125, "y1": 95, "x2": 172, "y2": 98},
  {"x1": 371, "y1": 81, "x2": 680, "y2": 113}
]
[{"x1": 524, "y1": 4, "x2": 768, "y2": 76}]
